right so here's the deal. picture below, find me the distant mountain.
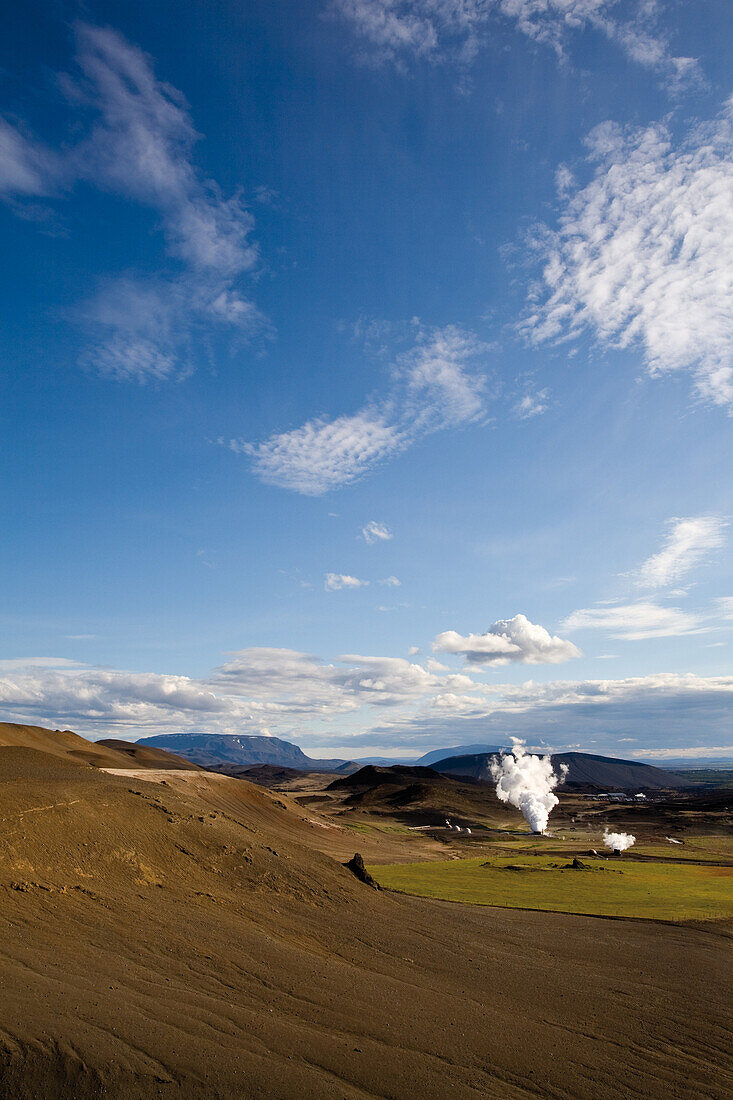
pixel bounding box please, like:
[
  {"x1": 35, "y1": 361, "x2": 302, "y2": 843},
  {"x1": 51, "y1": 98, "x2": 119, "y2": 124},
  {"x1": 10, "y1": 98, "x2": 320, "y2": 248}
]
[
  {"x1": 433, "y1": 750, "x2": 690, "y2": 790},
  {"x1": 351, "y1": 756, "x2": 424, "y2": 766},
  {"x1": 416, "y1": 744, "x2": 503, "y2": 767},
  {"x1": 552, "y1": 752, "x2": 690, "y2": 790},
  {"x1": 136, "y1": 733, "x2": 355, "y2": 772}
]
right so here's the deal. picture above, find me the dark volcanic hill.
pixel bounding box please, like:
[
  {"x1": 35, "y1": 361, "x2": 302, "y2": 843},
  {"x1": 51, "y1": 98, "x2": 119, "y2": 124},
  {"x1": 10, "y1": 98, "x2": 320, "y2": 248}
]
[
  {"x1": 326, "y1": 764, "x2": 496, "y2": 824},
  {"x1": 135, "y1": 732, "x2": 355, "y2": 772},
  {"x1": 328, "y1": 764, "x2": 445, "y2": 790},
  {"x1": 434, "y1": 750, "x2": 689, "y2": 790},
  {"x1": 416, "y1": 743, "x2": 503, "y2": 766},
  {"x1": 552, "y1": 751, "x2": 689, "y2": 790},
  {"x1": 215, "y1": 763, "x2": 326, "y2": 786}
]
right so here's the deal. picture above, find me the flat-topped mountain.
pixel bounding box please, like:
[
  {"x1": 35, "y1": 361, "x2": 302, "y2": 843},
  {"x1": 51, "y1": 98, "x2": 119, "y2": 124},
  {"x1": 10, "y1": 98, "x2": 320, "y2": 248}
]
[{"x1": 137, "y1": 732, "x2": 356, "y2": 772}]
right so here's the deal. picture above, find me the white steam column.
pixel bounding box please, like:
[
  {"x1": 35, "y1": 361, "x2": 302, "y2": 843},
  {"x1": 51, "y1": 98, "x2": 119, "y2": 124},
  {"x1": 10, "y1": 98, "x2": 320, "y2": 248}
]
[
  {"x1": 490, "y1": 739, "x2": 568, "y2": 835},
  {"x1": 603, "y1": 829, "x2": 635, "y2": 855}
]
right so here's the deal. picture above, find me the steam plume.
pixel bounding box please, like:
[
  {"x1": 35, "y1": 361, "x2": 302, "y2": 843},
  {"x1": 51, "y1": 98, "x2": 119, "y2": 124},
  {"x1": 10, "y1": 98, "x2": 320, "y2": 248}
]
[
  {"x1": 603, "y1": 829, "x2": 635, "y2": 852},
  {"x1": 490, "y1": 739, "x2": 567, "y2": 834}
]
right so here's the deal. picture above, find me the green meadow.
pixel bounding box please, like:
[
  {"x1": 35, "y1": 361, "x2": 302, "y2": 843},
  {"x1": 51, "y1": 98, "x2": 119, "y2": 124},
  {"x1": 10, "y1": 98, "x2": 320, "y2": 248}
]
[{"x1": 370, "y1": 855, "x2": 733, "y2": 922}]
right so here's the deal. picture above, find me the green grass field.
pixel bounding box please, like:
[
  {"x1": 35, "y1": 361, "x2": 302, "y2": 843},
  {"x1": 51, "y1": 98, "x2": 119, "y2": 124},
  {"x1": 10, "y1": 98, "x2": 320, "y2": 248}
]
[{"x1": 370, "y1": 855, "x2": 733, "y2": 922}]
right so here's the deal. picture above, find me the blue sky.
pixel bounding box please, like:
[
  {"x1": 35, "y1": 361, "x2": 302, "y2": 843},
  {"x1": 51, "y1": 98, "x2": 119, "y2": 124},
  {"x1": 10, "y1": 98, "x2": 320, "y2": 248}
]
[{"x1": 1, "y1": 0, "x2": 732, "y2": 761}]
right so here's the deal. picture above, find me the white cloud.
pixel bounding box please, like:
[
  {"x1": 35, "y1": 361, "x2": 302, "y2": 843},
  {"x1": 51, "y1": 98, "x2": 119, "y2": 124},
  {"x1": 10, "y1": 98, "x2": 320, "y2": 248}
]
[
  {"x1": 563, "y1": 600, "x2": 705, "y2": 640},
  {"x1": 400, "y1": 325, "x2": 486, "y2": 428},
  {"x1": 514, "y1": 387, "x2": 550, "y2": 419},
  {"x1": 331, "y1": 0, "x2": 698, "y2": 87},
  {"x1": 361, "y1": 520, "x2": 393, "y2": 543},
  {"x1": 325, "y1": 572, "x2": 369, "y2": 590},
  {"x1": 0, "y1": 25, "x2": 262, "y2": 382},
  {"x1": 377, "y1": 575, "x2": 401, "y2": 586},
  {"x1": 72, "y1": 26, "x2": 257, "y2": 278},
  {"x1": 2, "y1": 653, "x2": 732, "y2": 757},
  {"x1": 523, "y1": 100, "x2": 733, "y2": 409},
  {"x1": 237, "y1": 411, "x2": 406, "y2": 495},
  {"x1": 238, "y1": 325, "x2": 488, "y2": 494},
  {"x1": 433, "y1": 613, "x2": 581, "y2": 665},
  {"x1": 632, "y1": 744, "x2": 733, "y2": 760},
  {"x1": 635, "y1": 516, "x2": 726, "y2": 588},
  {"x1": 717, "y1": 597, "x2": 733, "y2": 620},
  {"x1": 0, "y1": 662, "x2": 247, "y2": 739},
  {"x1": 0, "y1": 117, "x2": 61, "y2": 197},
  {"x1": 213, "y1": 647, "x2": 475, "y2": 711}
]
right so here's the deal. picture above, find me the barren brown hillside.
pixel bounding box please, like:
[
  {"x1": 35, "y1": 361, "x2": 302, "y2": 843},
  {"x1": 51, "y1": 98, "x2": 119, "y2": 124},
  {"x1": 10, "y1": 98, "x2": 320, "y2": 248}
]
[{"x1": 0, "y1": 726, "x2": 730, "y2": 1098}]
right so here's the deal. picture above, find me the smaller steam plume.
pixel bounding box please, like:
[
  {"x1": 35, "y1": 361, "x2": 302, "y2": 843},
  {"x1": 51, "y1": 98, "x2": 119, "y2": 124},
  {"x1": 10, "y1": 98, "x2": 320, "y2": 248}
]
[
  {"x1": 490, "y1": 739, "x2": 567, "y2": 834},
  {"x1": 603, "y1": 829, "x2": 635, "y2": 853}
]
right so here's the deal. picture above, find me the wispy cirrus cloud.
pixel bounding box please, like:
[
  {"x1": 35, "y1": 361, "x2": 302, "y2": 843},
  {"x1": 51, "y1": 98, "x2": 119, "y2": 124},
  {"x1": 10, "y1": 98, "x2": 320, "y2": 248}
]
[
  {"x1": 0, "y1": 117, "x2": 64, "y2": 198},
  {"x1": 434, "y1": 613, "x2": 581, "y2": 666},
  {"x1": 233, "y1": 325, "x2": 488, "y2": 494},
  {"x1": 522, "y1": 99, "x2": 733, "y2": 409},
  {"x1": 513, "y1": 386, "x2": 550, "y2": 419},
  {"x1": 562, "y1": 600, "x2": 705, "y2": 640},
  {"x1": 361, "y1": 520, "x2": 393, "y2": 543},
  {"x1": 635, "y1": 516, "x2": 726, "y2": 589},
  {"x1": 0, "y1": 24, "x2": 263, "y2": 382},
  {"x1": 331, "y1": 0, "x2": 699, "y2": 89}
]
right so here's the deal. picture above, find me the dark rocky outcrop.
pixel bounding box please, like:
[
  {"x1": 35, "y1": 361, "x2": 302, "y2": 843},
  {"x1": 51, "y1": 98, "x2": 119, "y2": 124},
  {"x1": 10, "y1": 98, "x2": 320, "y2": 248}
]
[{"x1": 344, "y1": 853, "x2": 380, "y2": 889}]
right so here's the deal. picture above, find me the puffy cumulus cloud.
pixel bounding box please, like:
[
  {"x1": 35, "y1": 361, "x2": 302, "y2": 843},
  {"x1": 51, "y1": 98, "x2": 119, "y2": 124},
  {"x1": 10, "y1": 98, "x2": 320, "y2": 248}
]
[
  {"x1": 331, "y1": 0, "x2": 698, "y2": 87},
  {"x1": 338, "y1": 653, "x2": 474, "y2": 704},
  {"x1": 433, "y1": 614, "x2": 581, "y2": 666},
  {"x1": 523, "y1": 101, "x2": 733, "y2": 409},
  {"x1": 361, "y1": 520, "x2": 393, "y2": 544},
  {"x1": 635, "y1": 516, "x2": 726, "y2": 588},
  {"x1": 324, "y1": 572, "x2": 369, "y2": 590},
  {"x1": 0, "y1": 24, "x2": 262, "y2": 382},
  {"x1": 238, "y1": 325, "x2": 488, "y2": 494},
  {"x1": 211, "y1": 647, "x2": 477, "y2": 711},
  {"x1": 563, "y1": 601, "x2": 705, "y2": 640},
  {"x1": 0, "y1": 649, "x2": 484, "y2": 743},
  {"x1": 211, "y1": 647, "x2": 356, "y2": 713},
  {"x1": 2, "y1": 655, "x2": 732, "y2": 758},
  {"x1": 0, "y1": 662, "x2": 252, "y2": 739}
]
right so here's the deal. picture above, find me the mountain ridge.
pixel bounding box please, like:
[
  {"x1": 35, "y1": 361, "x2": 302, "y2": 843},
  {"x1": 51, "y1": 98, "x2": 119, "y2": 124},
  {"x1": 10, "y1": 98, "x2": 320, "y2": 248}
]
[{"x1": 136, "y1": 732, "x2": 356, "y2": 772}]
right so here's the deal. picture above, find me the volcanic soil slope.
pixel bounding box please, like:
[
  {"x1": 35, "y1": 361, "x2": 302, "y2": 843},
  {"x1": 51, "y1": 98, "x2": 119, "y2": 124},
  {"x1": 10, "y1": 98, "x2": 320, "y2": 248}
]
[{"x1": 0, "y1": 725, "x2": 731, "y2": 1099}]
